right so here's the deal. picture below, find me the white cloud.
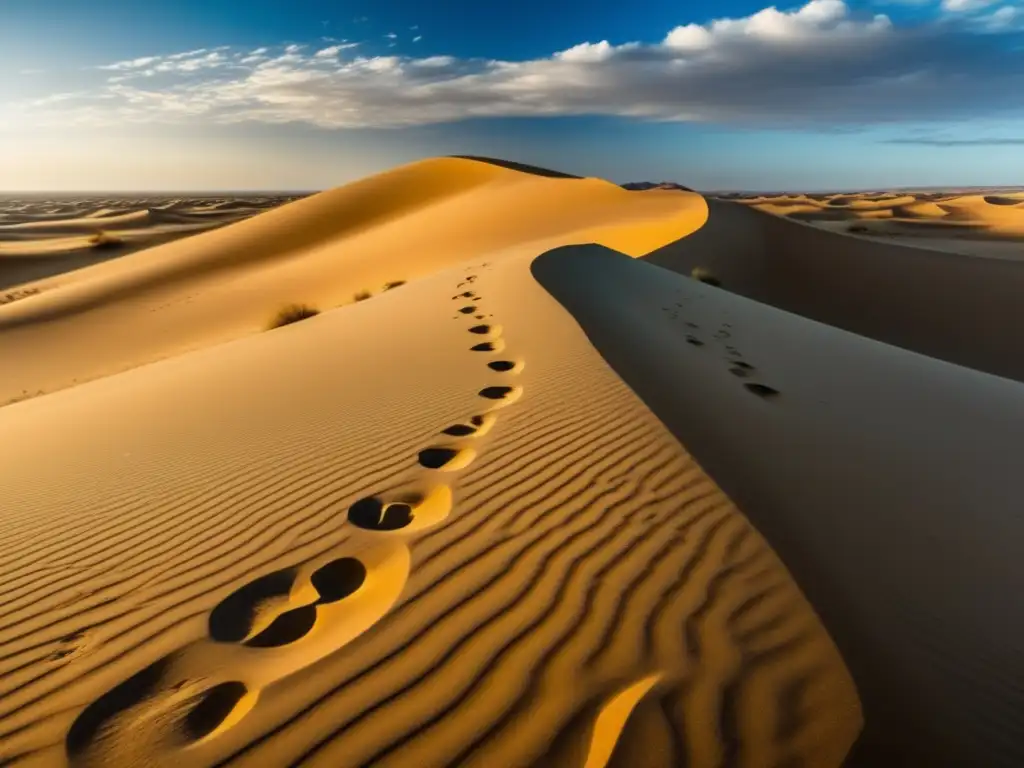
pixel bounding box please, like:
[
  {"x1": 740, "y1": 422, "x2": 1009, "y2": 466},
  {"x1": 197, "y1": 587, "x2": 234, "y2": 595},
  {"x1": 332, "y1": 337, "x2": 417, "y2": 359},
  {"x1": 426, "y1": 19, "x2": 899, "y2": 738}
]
[
  {"x1": 941, "y1": 0, "x2": 998, "y2": 10},
  {"x1": 97, "y1": 56, "x2": 160, "y2": 71},
  {"x1": 984, "y1": 4, "x2": 1023, "y2": 27},
  {"x1": 413, "y1": 35, "x2": 423, "y2": 42},
  {"x1": 314, "y1": 43, "x2": 359, "y2": 58},
  {"x1": 167, "y1": 48, "x2": 210, "y2": 60},
  {"x1": 9, "y1": 1, "x2": 1024, "y2": 132},
  {"x1": 556, "y1": 41, "x2": 618, "y2": 62}
]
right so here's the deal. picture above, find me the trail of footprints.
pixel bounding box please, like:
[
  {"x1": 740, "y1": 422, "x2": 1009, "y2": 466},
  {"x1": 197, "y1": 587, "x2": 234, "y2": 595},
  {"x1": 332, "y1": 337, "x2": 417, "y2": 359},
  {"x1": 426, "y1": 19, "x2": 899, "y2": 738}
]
[
  {"x1": 663, "y1": 297, "x2": 780, "y2": 399},
  {"x1": 65, "y1": 267, "x2": 524, "y2": 765}
]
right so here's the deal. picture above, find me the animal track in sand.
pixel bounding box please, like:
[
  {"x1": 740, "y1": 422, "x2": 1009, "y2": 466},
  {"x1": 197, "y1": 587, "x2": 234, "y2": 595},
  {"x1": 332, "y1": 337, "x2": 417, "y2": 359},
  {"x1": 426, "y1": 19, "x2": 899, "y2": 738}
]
[
  {"x1": 686, "y1": 335, "x2": 704, "y2": 347},
  {"x1": 468, "y1": 323, "x2": 501, "y2": 337},
  {"x1": 459, "y1": 306, "x2": 477, "y2": 314}
]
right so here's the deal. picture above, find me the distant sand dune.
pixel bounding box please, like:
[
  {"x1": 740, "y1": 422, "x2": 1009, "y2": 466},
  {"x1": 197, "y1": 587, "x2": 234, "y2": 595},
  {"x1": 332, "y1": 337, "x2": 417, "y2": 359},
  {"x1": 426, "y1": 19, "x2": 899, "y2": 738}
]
[
  {"x1": 736, "y1": 189, "x2": 1024, "y2": 241},
  {"x1": 0, "y1": 196, "x2": 298, "y2": 289}
]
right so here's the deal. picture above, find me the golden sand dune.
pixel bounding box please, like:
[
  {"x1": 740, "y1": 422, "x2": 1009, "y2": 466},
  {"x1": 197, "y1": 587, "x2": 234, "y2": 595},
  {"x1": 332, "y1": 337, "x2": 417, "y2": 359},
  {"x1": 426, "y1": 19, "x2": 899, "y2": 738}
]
[
  {"x1": 0, "y1": 158, "x2": 701, "y2": 407},
  {"x1": 728, "y1": 189, "x2": 1024, "y2": 243},
  {"x1": 0, "y1": 157, "x2": 864, "y2": 767},
  {"x1": 534, "y1": 243, "x2": 1024, "y2": 767},
  {"x1": 891, "y1": 201, "x2": 949, "y2": 219}
]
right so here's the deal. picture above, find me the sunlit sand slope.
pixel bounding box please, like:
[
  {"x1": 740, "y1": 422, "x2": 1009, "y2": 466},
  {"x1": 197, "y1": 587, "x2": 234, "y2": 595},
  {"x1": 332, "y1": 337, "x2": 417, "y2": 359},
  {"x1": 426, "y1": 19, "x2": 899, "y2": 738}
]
[
  {"x1": 0, "y1": 162, "x2": 861, "y2": 767},
  {"x1": 0, "y1": 157, "x2": 703, "y2": 407},
  {"x1": 645, "y1": 198, "x2": 1024, "y2": 383},
  {"x1": 533, "y1": 243, "x2": 1024, "y2": 767}
]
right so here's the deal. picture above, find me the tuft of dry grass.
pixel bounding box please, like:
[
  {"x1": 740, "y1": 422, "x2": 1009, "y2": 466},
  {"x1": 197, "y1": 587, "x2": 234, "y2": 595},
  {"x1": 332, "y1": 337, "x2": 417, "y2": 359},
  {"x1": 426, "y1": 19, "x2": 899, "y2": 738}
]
[
  {"x1": 383, "y1": 280, "x2": 406, "y2": 291},
  {"x1": 691, "y1": 266, "x2": 721, "y2": 287},
  {"x1": 89, "y1": 230, "x2": 125, "y2": 249},
  {"x1": 267, "y1": 303, "x2": 320, "y2": 329},
  {"x1": 0, "y1": 287, "x2": 41, "y2": 306},
  {"x1": 847, "y1": 223, "x2": 870, "y2": 234},
  {"x1": 354, "y1": 289, "x2": 373, "y2": 302}
]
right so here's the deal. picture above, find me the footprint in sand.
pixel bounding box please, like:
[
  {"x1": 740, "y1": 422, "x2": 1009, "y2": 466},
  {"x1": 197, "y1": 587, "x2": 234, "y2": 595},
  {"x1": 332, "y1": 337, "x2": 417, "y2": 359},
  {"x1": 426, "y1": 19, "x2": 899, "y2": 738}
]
[
  {"x1": 729, "y1": 361, "x2": 755, "y2": 378},
  {"x1": 686, "y1": 335, "x2": 704, "y2": 347},
  {"x1": 66, "y1": 543, "x2": 411, "y2": 765},
  {"x1": 487, "y1": 360, "x2": 521, "y2": 373},
  {"x1": 471, "y1": 340, "x2": 505, "y2": 352},
  {"x1": 418, "y1": 446, "x2": 477, "y2": 472},
  {"x1": 67, "y1": 280, "x2": 524, "y2": 765},
  {"x1": 744, "y1": 382, "x2": 780, "y2": 399}
]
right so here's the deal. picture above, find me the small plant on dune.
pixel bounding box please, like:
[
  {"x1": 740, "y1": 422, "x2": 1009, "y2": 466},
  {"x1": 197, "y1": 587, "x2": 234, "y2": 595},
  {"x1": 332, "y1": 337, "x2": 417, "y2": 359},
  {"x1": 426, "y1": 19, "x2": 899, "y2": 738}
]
[
  {"x1": 354, "y1": 289, "x2": 373, "y2": 301},
  {"x1": 691, "y1": 266, "x2": 722, "y2": 287},
  {"x1": 89, "y1": 230, "x2": 125, "y2": 249},
  {"x1": 847, "y1": 223, "x2": 870, "y2": 234},
  {"x1": 383, "y1": 280, "x2": 406, "y2": 291},
  {"x1": 267, "y1": 303, "x2": 320, "y2": 329}
]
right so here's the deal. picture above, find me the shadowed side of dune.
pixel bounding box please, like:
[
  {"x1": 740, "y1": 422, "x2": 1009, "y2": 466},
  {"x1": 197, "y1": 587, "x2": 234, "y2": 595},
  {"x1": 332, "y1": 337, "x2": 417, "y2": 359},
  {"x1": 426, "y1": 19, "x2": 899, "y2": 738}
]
[
  {"x1": 532, "y1": 243, "x2": 1024, "y2": 767},
  {"x1": 643, "y1": 198, "x2": 1024, "y2": 383},
  {"x1": 448, "y1": 156, "x2": 584, "y2": 179}
]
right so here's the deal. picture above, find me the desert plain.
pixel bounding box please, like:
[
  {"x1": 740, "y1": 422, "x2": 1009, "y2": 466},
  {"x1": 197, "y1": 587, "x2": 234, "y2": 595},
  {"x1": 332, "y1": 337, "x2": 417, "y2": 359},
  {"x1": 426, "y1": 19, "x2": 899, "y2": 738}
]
[{"x1": 1, "y1": 156, "x2": 1024, "y2": 768}]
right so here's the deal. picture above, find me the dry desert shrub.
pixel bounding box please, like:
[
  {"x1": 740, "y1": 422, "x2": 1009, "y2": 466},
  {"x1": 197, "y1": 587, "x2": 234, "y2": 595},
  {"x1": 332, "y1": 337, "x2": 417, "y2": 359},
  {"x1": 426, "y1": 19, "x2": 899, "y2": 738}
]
[
  {"x1": 354, "y1": 289, "x2": 373, "y2": 301},
  {"x1": 0, "y1": 287, "x2": 41, "y2": 306},
  {"x1": 691, "y1": 266, "x2": 722, "y2": 287},
  {"x1": 267, "y1": 303, "x2": 320, "y2": 329},
  {"x1": 89, "y1": 230, "x2": 125, "y2": 249},
  {"x1": 383, "y1": 280, "x2": 406, "y2": 291}
]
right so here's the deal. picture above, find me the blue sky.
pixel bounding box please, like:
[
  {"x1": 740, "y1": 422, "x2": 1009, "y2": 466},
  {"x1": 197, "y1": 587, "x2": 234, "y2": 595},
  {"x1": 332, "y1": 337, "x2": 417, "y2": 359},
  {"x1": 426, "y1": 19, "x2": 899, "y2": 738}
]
[{"x1": 2, "y1": 0, "x2": 1023, "y2": 191}]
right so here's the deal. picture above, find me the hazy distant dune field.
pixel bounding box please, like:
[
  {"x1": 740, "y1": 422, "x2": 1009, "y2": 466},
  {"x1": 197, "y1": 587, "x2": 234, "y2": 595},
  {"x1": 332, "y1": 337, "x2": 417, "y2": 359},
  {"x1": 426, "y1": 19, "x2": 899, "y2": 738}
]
[{"x1": 0, "y1": 194, "x2": 307, "y2": 292}]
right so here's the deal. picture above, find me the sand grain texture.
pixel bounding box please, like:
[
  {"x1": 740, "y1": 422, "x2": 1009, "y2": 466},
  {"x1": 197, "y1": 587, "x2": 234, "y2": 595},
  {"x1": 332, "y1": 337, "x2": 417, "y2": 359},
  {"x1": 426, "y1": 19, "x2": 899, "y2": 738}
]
[{"x1": 0, "y1": 159, "x2": 861, "y2": 767}]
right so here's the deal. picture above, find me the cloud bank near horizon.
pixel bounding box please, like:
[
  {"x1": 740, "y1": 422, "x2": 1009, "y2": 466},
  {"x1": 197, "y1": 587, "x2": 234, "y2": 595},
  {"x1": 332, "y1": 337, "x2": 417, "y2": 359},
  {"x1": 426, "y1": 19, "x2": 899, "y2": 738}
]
[{"x1": 4, "y1": 0, "x2": 1024, "y2": 132}]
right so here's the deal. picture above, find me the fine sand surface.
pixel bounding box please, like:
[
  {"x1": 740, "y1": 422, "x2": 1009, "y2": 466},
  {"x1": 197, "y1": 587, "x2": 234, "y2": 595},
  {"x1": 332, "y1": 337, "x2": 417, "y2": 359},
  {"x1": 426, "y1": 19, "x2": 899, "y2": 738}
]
[
  {"x1": 0, "y1": 158, "x2": 863, "y2": 767},
  {"x1": 0, "y1": 195, "x2": 304, "y2": 294},
  {"x1": 645, "y1": 197, "x2": 1024, "y2": 383},
  {"x1": 533, "y1": 243, "x2": 1024, "y2": 767}
]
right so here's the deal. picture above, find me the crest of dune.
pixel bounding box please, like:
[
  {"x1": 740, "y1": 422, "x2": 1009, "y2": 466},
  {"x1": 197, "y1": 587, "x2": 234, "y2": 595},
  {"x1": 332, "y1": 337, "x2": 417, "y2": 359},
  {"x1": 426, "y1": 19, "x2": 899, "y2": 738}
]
[{"x1": 0, "y1": 156, "x2": 707, "y2": 403}]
